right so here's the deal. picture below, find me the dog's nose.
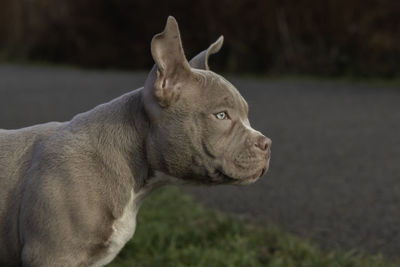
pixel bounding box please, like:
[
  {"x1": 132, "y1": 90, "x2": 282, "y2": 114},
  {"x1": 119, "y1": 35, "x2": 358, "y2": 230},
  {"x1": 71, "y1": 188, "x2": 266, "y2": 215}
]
[{"x1": 255, "y1": 135, "x2": 271, "y2": 151}]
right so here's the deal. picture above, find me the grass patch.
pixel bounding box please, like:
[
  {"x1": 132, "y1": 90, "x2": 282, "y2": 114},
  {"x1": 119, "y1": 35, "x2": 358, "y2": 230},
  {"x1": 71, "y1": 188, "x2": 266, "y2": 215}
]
[{"x1": 106, "y1": 186, "x2": 397, "y2": 267}]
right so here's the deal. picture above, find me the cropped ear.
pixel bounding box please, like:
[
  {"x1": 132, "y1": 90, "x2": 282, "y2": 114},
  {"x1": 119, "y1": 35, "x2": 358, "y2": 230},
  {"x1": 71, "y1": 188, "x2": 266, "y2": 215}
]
[
  {"x1": 189, "y1": 36, "x2": 224, "y2": 70},
  {"x1": 150, "y1": 16, "x2": 191, "y2": 107}
]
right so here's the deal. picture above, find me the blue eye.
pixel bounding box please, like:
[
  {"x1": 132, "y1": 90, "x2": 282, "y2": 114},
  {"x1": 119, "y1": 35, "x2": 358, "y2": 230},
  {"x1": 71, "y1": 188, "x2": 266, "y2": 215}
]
[{"x1": 215, "y1": 112, "x2": 227, "y2": 120}]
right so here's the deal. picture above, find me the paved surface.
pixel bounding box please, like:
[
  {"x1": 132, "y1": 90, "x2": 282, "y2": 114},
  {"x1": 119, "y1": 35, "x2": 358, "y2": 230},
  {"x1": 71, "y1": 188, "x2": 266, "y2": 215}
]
[{"x1": 1, "y1": 64, "x2": 400, "y2": 257}]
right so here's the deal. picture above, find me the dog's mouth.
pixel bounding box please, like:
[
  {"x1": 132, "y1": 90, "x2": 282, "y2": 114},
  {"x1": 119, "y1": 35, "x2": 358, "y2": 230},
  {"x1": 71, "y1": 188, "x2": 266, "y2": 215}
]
[
  {"x1": 192, "y1": 152, "x2": 269, "y2": 185},
  {"x1": 215, "y1": 166, "x2": 266, "y2": 185},
  {"x1": 214, "y1": 169, "x2": 237, "y2": 184},
  {"x1": 260, "y1": 167, "x2": 267, "y2": 176}
]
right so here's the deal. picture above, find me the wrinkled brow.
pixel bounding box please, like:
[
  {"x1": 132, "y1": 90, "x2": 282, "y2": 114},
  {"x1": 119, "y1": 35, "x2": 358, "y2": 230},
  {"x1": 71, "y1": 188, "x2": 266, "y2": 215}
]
[{"x1": 215, "y1": 96, "x2": 235, "y2": 109}]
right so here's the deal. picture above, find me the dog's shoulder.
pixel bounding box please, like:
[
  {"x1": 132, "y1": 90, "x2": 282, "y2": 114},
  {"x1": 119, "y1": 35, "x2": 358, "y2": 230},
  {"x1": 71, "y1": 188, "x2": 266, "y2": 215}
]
[{"x1": 0, "y1": 122, "x2": 64, "y2": 166}]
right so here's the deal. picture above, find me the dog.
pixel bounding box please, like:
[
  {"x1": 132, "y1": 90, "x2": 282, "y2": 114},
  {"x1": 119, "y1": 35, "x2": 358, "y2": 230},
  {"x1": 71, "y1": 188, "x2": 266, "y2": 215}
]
[{"x1": 0, "y1": 16, "x2": 271, "y2": 266}]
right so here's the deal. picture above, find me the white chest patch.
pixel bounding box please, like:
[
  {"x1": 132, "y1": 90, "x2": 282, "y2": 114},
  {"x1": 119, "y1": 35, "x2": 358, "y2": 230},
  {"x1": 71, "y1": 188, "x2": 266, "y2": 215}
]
[{"x1": 91, "y1": 190, "x2": 139, "y2": 267}]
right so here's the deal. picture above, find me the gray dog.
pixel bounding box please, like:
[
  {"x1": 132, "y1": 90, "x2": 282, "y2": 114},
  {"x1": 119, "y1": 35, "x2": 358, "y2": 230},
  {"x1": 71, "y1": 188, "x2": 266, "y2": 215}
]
[{"x1": 0, "y1": 17, "x2": 271, "y2": 266}]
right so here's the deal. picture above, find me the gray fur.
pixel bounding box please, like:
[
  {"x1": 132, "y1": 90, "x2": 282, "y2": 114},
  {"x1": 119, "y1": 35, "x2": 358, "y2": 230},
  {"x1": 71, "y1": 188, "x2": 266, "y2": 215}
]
[{"x1": 0, "y1": 16, "x2": 271, "y2": 266}]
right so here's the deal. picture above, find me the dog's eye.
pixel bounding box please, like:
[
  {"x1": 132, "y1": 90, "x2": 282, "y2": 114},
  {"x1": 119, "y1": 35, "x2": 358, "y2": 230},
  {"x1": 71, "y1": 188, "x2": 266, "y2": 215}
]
[{"x1": 215, "y1": 112, "x2": 228, "y2": 120}]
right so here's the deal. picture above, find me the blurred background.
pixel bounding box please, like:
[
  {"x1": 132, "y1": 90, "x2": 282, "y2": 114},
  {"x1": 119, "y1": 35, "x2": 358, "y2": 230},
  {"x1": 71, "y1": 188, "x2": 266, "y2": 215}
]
[
  {"x1": 0, "y1": 0, "x2": 399, "y2": 77},
  {"x1": 1, "y1": 0, "x2": 400, "y2": 265}
]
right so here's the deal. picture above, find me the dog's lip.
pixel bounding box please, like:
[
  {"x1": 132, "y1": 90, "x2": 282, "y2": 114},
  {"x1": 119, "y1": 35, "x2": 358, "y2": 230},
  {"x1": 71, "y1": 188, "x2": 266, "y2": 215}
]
[
  {"x1": 234, "y1": 151, "x2": 271, "y2": 168},
  {"x1": 216, "y1": 166, "x2": 266, "y2": 183},
  {"x1": 266, "y1": 149, "x2": 271, "y2": 160},
  {"x1": 215, "y1": 169, "x2": 237, "y2": 182},
  {"x1": 251, "y1": 167, "x2": 266, "y2": 179}
]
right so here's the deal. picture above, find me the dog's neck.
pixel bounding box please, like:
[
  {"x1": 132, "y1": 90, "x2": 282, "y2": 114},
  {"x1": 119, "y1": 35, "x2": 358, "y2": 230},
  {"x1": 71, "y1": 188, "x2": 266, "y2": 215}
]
[{"x1": 70, "y1": 88, "x2": 168, "y2": 196}]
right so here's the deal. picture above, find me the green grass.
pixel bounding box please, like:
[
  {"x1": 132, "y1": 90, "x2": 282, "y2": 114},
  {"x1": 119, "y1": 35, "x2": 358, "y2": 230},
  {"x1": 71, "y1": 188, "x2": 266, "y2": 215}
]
[{"x1": 106, "y1": 186, "x2": 397, "y2": 267}]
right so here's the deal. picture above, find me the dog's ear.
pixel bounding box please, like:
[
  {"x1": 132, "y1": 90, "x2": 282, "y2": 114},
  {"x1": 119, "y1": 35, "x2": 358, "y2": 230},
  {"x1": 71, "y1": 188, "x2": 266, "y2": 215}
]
[
  {"x1": 150, "y1": 16, "x2": 191, "y2": 107},
  {"x1": 189, "y1": 36, "x2": 224, "y2": 70}
]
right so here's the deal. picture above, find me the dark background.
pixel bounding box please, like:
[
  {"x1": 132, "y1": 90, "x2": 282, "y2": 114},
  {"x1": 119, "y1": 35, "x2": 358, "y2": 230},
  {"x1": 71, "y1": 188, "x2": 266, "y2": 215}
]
[{"x1": 0, "y1": 0, "x2": 399, "y2": 77}]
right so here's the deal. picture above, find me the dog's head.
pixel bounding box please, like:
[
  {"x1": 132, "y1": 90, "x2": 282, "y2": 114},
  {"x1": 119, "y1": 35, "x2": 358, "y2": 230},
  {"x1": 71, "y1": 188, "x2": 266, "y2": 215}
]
[{"x1": 143, "y1": 17, "x2": 271, "y2": 185}]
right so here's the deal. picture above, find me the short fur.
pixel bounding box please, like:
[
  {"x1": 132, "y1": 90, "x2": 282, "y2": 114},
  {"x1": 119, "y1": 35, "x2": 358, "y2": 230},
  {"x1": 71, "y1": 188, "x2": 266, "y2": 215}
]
[{"x1": 0, "y1": 17, "x2": 271, "y2": 266}]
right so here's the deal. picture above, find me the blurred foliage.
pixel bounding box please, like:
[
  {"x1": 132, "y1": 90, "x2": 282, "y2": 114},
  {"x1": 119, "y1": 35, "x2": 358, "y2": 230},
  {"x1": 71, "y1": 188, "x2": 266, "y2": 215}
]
[{"x1": 0, "y1": 0, "x2": 399, "y2": 77}]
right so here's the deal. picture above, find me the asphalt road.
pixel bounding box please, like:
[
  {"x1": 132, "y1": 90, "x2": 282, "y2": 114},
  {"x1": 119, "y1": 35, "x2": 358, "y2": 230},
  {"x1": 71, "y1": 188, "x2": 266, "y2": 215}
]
[{"x1": 1, "y1": 64, "x2": 400, "y2": 257}]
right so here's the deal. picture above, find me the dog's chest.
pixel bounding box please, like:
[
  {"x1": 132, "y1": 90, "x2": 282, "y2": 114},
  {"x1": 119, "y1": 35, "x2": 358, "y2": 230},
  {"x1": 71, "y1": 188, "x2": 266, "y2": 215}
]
[{"x1": 91, "y1": 190, "x2": 139, "y2": 267}]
